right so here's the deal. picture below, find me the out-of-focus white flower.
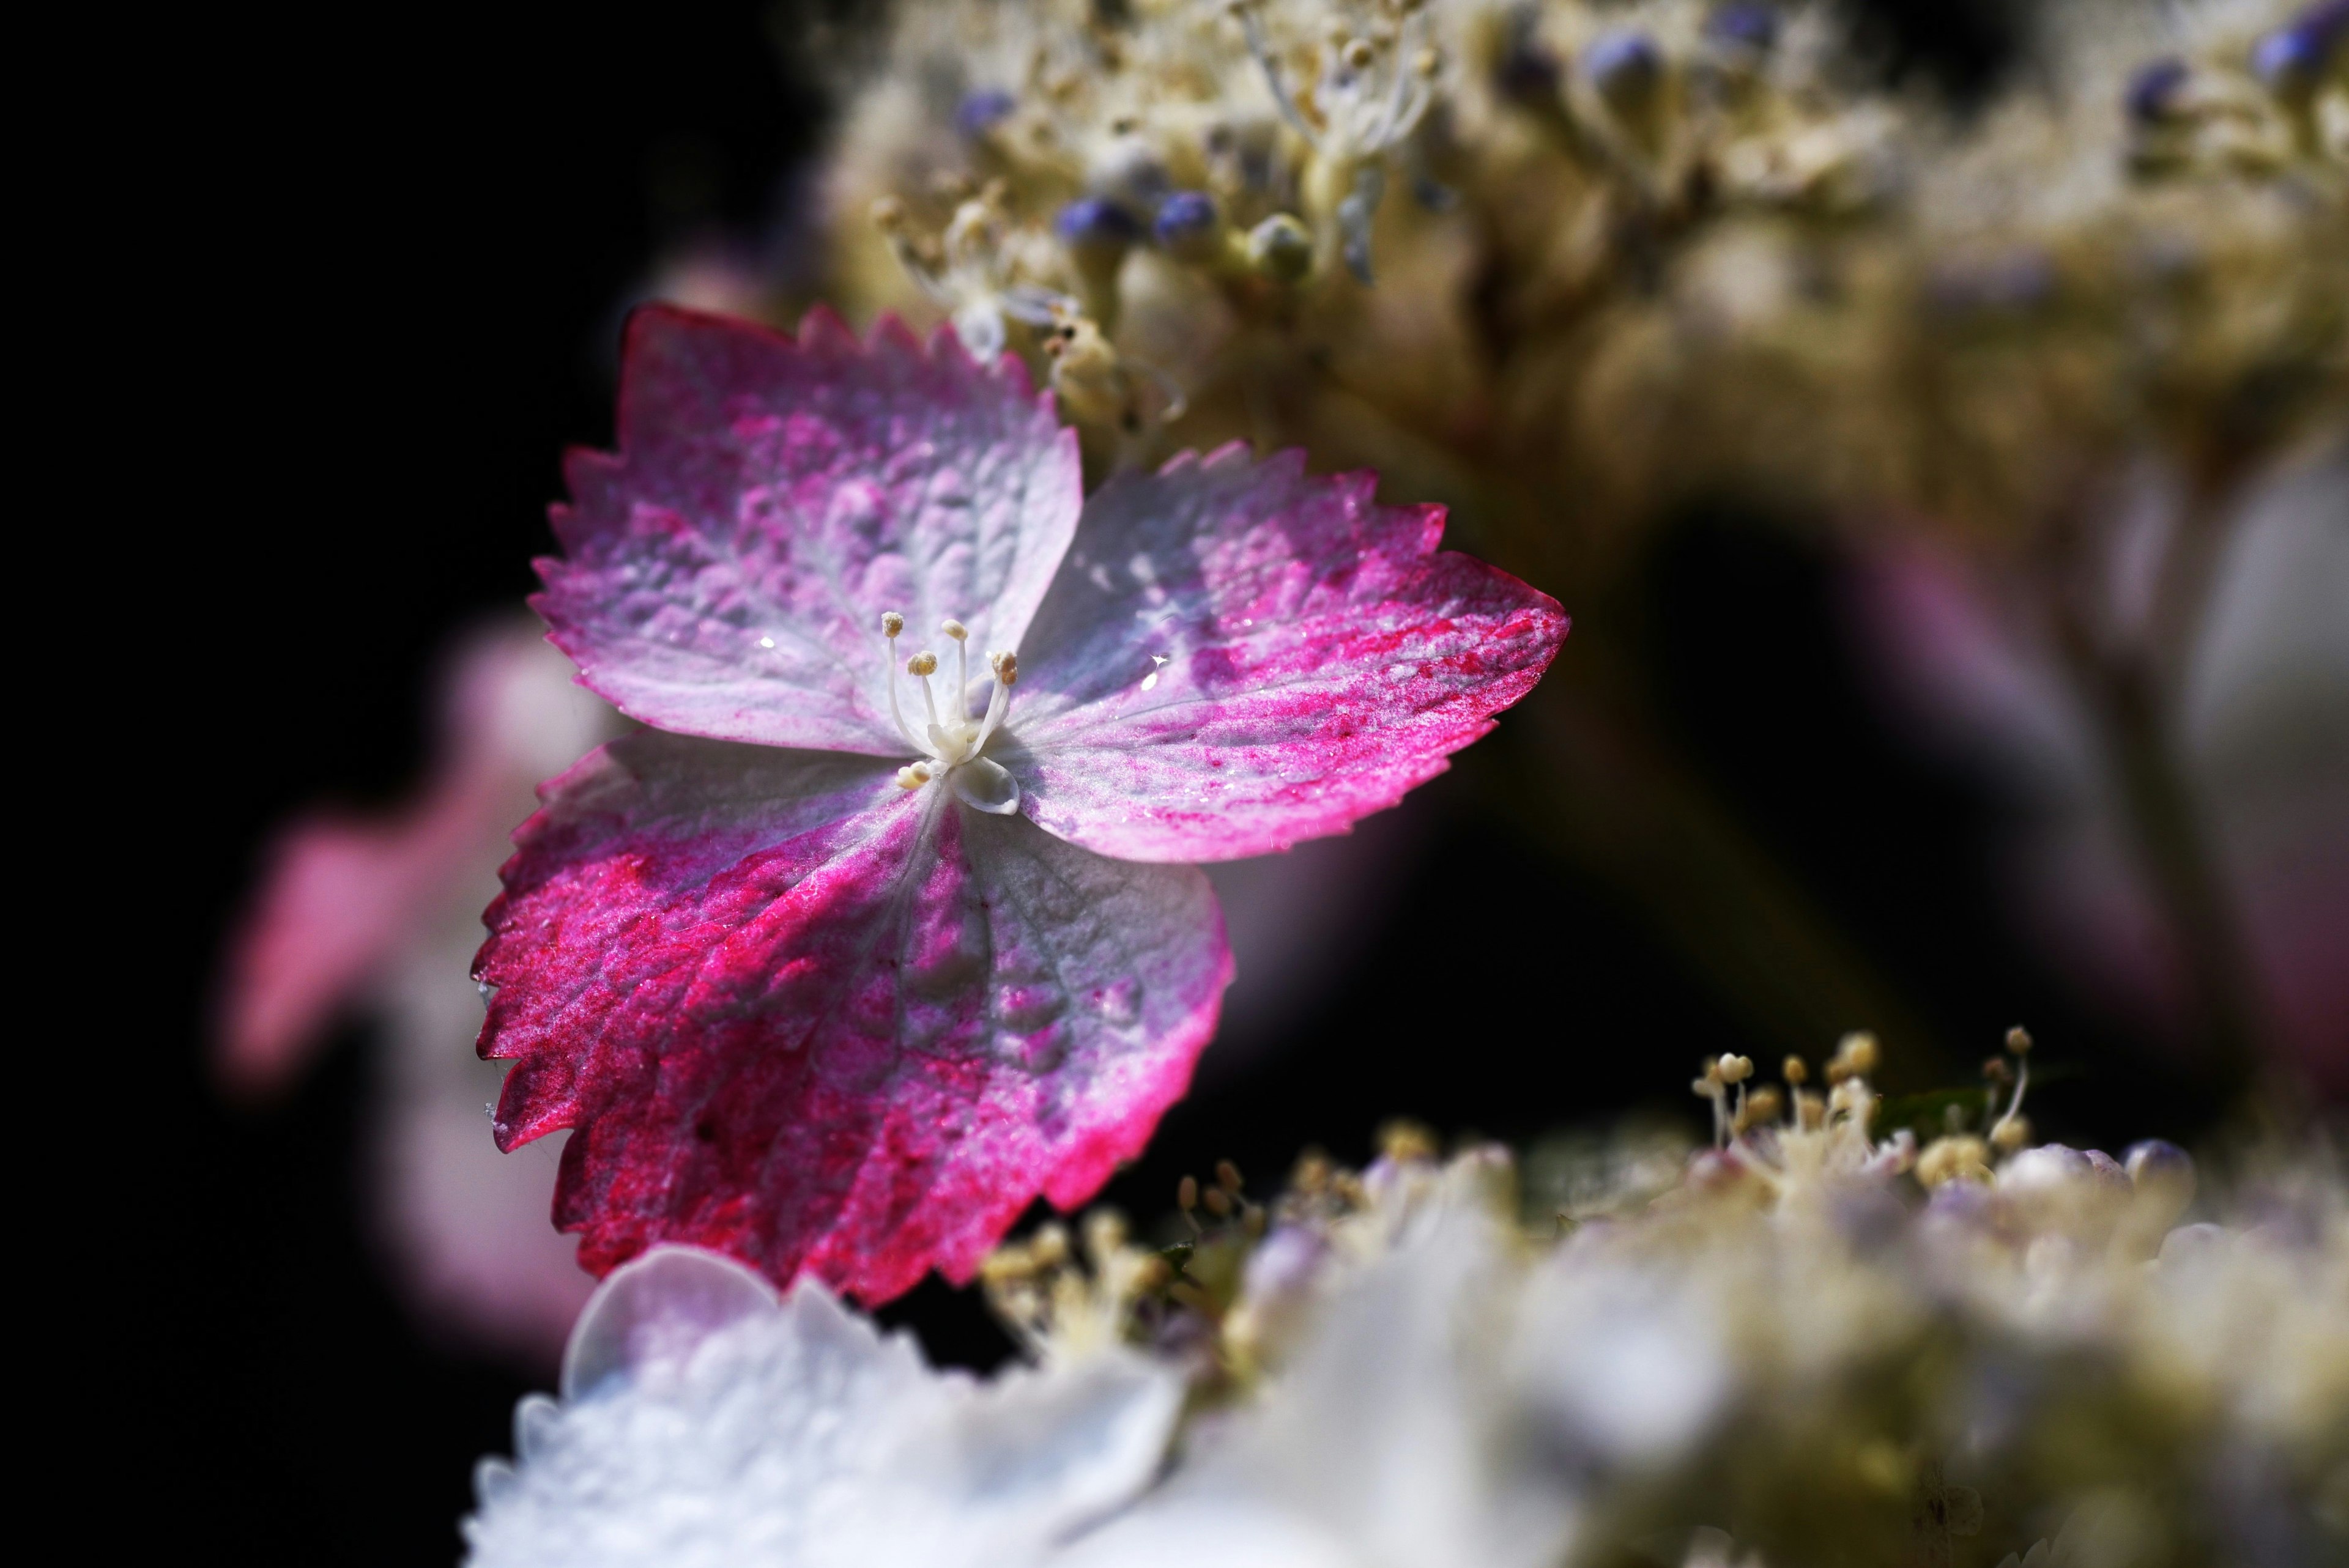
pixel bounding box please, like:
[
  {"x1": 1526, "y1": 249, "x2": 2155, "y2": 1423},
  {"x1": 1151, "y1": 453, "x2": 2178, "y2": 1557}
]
[
  {"x1": 1061, "y1": 1150, "x2": 1578, "y2": 1568},
  {"x1": 1514, "y1": 1247, "x2": 1731, "y2": 1469},
  {"x1": 466, "y1": 1046, "x2": 2349, "y2": 1564},
  {"x1": 464, "y1": 1246, "x2": 1183, "y2": 1568}
]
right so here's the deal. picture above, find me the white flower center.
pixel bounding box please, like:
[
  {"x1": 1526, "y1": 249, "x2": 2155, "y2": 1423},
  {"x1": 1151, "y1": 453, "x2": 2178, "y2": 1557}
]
[{"x1": 881, "y1": 612, "x2": 1021, "y2": 815}]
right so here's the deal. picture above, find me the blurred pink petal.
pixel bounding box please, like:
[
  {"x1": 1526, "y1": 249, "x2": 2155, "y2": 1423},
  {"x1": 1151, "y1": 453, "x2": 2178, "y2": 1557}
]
[
  {"x1": 217, "y1": 809, "x2": 467, "y2": 1095},
  {"x1": 217, "y1": 620, "x2": 623, "y2": 1363},
  {"x1": 1845, "y1": 453, "x2": 2349, "y2": 1092}
]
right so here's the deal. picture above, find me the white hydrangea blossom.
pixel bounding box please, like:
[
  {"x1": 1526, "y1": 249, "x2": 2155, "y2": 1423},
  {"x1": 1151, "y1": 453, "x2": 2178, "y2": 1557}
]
[
  {"x1": 467, "y1": 1087, "x2": 2349, "y2": 1567},
  {"x1": 462, "y1": 1246, "x2": 1182, "y2": 1568},
  {"x1": 1063, "y1": 1150, "x2": 1581, "y2": 1568}
]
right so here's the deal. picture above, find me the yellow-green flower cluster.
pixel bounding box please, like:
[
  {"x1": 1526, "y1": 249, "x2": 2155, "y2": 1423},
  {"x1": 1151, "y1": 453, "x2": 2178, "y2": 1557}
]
[
  {"x1": 990, "y1": 1034, "x2": 2349, "y2": 1566},
  {"x1": 814, "y1": 0, "x2": 2345, "y2": 571}
]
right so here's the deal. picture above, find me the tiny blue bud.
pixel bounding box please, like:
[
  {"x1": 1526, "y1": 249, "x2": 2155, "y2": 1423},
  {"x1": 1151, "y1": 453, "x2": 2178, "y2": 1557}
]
[
  {"x1": 2253, "y1": 1, "x2": 2348, "y2": 92},
  {"x1": 955, "y1": 88, "x2": 1017, "y2": 138},
  {"x1": 1055, "y1": 198, "x2": 1143, "y2": 259},
  {"x1": 1705, "y1": 4, "x2": 1779, "y2": 52},
  {"x1": 1584, "y1": 30, "x2": 1664, "y2": 111},
  {"x1": 1152, "y1": 190, "x2": 1222, "y2": 259},
  {"x1": 2124, "y1": 57, "x2": 2190, "y2": 123}
]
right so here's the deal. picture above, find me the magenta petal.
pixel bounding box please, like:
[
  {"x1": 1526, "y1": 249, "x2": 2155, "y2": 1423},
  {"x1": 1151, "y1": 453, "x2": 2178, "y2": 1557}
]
[
  {"x1": 1010, "y1": 446, "x2": 1568, "y2": 860},
  {"x1": 538, "y1": 305, "x2": 1083, "y2": 754},
  {"x1": 475, "y1": 732, "x2": 1230, "y2": 1303}
]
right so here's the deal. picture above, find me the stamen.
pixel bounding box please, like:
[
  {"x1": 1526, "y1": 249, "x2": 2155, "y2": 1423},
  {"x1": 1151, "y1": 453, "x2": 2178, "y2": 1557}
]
[
  {"x1": 1989, "y1": 1025, "x2": 2033, "y2": 1146},
  {"x1": 1718, "y1": 1054, "x2": 1753, "y2": 1141},
  {"x1": 973, "y1": 653, "x2": 1016, "y2": 750},
  {"x1": 942, "y1": 619, "x2": 970, "y2": 719},
  {"x1": 1367, "y1": 14, "x2": 1434, "y2": 149},
  {"x1": 1236, "y1": 2, "x2": 1323, "y2": 144},
  {"x1": 878, "y1": 611, "x2": 1021, "y2": 799},
  {"x1": 880, "y1": 612, "x2": 925, "y2": 752},
  {"x1": 907, "y1": 650, "x2": 948, "y2": 745},
  {"x1": 1691, "y1": 1058, "x2": 1729, "y2": 1148}
]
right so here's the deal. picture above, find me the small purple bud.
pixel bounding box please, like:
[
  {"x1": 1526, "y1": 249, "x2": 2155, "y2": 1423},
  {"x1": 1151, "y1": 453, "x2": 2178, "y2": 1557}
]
[
  {"x1": 2252, "y1": 1, "x2": 2348, "y2": 94},
  {"x1": 955, "y1": 88, "x2": 1017, "y2": 138},
  {"x1": 1705, "y1": 4, "x2": 1779, "y2": 52},
  {"x1": 1584, "y1": 31, "x2": 1664, "y2": 111},
  {"x1": 1499, "y1": 45, "x2": 1560, "y2": 101},
  {"x1": 2124, "y1": 57, "x2": 2190, "y2": 123},
  {"x1": 1412, "y1": 176, "x2": 1459, "y2": 213},
  {"x1": 1055, "y1": 198, "x2": 1143, "y2": 259},
  {"x1": 1152, "y1": 190, "x2": 1221, "y2": 258},
  {"x1": 1924, "y1": 1177, "x2": 1995, "y2": 1229},
  {"x1": 1497, "y1": 12, "x2": 1561, "y2": 103},
  {"x1": 1926, "y1": 250, "x2": 2058, "y2": 316}
]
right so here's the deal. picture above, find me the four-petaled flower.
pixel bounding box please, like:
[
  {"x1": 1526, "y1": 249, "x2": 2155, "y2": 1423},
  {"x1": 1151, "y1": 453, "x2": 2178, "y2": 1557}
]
[{"x1": 477, "y1": 305, "x2": 1567, "y2": 1301}]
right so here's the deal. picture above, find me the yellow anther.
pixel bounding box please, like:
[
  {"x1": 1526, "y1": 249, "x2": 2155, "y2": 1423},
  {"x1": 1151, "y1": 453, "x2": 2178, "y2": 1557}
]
[
  {"x1": 1736, "y1": 1086, "x2": 1783, "y2": 1132},
  {"x1": 1718, "y1": 1054, "x2": 1754, "y2": 1084},
  {"x1": 1082, "y1": 1209, "x2": 1128, "y2": 1262},
  {"x1": 1918, "y1": 1135, "x2": 1992, "y2": 1188},
  {"x1": 1378, "y1": 1119, "x2": 1438, "y2": 1161},
  {"x1": 1828, "y1": 1030, "x2": 1880, "y2": 1082},
  {"x1": 896, "y1": 763, "x2": 933, "y2": 790},
  {"x1": 880, "y1": 610, "x2": 905, "y2": 638},
  {"x1": 991, "y1": 650, "x2": 1020, "y2": 687},
  {"x1": 1783, "y1": 1055, "x2": 1809, "y2": 1085},
  {"x1": 2005, "y1": 1025, "x2": 2034, "y2": 1056},
  {"x1": 1343, "y1": 38, "x2": 1375, "y2": 71},
  {"x1": 907, "y1": 651, "x2": 938, "y2": 676},
  {"x1": 941, "y1": 618, "x2": 968, "y2": 642}
]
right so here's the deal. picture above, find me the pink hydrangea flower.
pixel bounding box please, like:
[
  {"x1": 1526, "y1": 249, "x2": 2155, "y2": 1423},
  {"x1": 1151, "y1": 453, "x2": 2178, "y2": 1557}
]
[{"x1": 478, "y1": 306, "x2": 1567, "y2": 1302}]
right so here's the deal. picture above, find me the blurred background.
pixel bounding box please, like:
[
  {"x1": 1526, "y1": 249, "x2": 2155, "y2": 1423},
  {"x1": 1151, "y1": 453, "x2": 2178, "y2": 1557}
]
[{"x1": 135, "y1": 1, "x2": 2339, "y2": 1561}]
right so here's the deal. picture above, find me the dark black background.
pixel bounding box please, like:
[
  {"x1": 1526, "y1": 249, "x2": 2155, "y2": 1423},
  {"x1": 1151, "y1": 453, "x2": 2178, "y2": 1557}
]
[{"x1": 123, "y1": 2, "x2": 2217, "y2": 1561}]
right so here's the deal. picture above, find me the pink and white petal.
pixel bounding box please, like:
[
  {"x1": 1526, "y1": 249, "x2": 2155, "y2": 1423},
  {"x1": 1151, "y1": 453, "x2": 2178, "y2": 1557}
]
[
  {"x1": 475, "y1": 731, "x2": 1230, "y2": 1303},
  {"x1": 1009, "y1": 446, "x2": 1567, "y2": 862},
  {"x1": 538, "y1": 305, "x2": 1083, "y2": 753},
  {"x1": 217, "y1": 810, "x2": 457, "y2": 1093}
]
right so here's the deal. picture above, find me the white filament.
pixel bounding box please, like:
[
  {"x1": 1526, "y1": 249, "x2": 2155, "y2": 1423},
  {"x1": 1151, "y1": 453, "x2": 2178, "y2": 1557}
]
[{"x1": 883, "y1": 613, "x2": 1021, "y2": 813}]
